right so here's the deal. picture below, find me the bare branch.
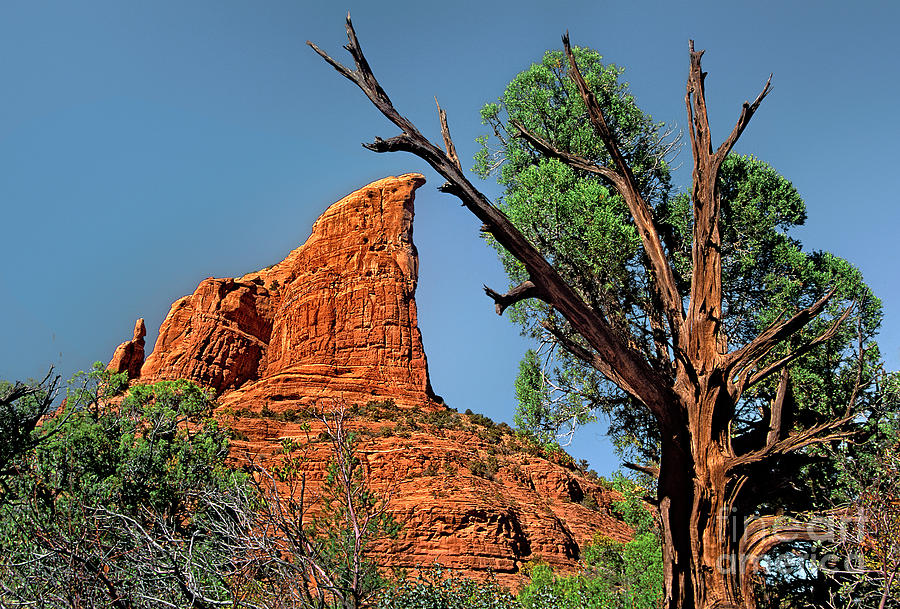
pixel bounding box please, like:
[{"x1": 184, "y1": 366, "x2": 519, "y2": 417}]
[
  {"x1": 624, "y1": 461, "x2": 660, "y2": 478},
  {"x1": 541, "y1": 320, "x2": 652, "y2": 411},
  {"x1": 310, "y1": 17, "x2": 674, "y2": 414},
  {"x1": 435, "y1": 98, "x2": 461, "y2": 171},
  {"x1": 745, "y1": 301, "x2": 854, "y2": 388},
  {"x1": 512, "y1": 119, "x2": 622, "y2": 184},
  {"x1": 727, "y1": 288, "x2": 838, "y2": 377},
  {"x1": 728, "y1": 413, "x2": 856, "y2": 470},
  {"x1": 483, "y1": 280, "x2": 545, "y2": 315},
  {"x1": 715, "y1": 74, "x2": 773, "y2": 169},
  {"x1": 684, "y1": 39, "x2": 728, "y2": 366},
  {"x1": 766, "y1": 367, "x2": 792, "y2": 448},
  {"x1": 562, "y1": 32, "x2": 684, "y2": 335}
]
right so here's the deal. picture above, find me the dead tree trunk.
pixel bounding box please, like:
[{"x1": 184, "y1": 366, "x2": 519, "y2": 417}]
[{"x1": 309, "y1": 17, "x2": 858, "y2": 609}]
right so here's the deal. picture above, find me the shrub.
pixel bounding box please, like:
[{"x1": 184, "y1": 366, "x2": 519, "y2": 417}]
[
  {"x1": 0, "y1": 369, "x2": 244, "y2": 607},
  {"x1": 469, "y1": 454, "x2": 500, "y2": 480},
  {"x1": 378, "y1": 567, "x2": 517, "y2": 609},
  {"x1": 468, "y1": 412, "x2": 495, "y2": 429},
  {"x1": 423, "y1": 409, "x2": 463, "y2": 430}
]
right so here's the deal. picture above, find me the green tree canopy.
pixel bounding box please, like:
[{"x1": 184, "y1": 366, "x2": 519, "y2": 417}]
[
  {"x1": 517, "y1": 474, "x2": 663, "y2": 609},
  {"x1": 476, "y1": 48, "x2": 882, "y2": 497}
]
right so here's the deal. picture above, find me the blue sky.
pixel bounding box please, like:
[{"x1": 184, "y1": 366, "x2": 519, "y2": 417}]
[{"x1": 1, "y1": 1, "x2": 898, "y2": 474}]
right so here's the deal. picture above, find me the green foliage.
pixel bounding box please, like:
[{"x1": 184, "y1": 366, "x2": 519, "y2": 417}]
[
  {"x1": 479, "y1": 46, "x2": 883, "y2": 483},
  {"x1": 307, "y1": 422, "x2": 402, "y2": 606},
  {"x1": 477, "y1": 47, "x2": 672, "y2": 457},
  {"x1": 0, "y1": 370, "x2": 60, "y2": 484},
  {"x1": 517, "y1": 475, "x2": 663, "y2": 609},
  {"x1": 0, "y1": 365, "x2": 245, "y2": 607},
  {"x1": 422, "y1": 409, "x2": 464, "y2": 430},
  {"x1": 468, "y1": 454, "x2": 500, "y2": 480},
  {"x1": 378, "y1": 567, "x2": 517, "y2": 609},
  {"x1": 0, "y1": 368, "x2": 402, "y2": 608},
  {"x1": 514, "y1": 349, "x2": 594, "y2": 446}
]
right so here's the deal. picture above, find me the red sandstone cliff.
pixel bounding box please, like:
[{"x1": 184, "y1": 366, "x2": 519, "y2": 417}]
[
  {"x1": 139, "y1": 173, "x2": 433, "y2": 409},
  {"x1": 110, "y1": 174, "x2": 628, "y2": 587}
]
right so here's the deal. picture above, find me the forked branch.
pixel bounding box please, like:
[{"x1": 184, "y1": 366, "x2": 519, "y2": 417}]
[
  {"x1": 728, "y1": 413, "x2": 856, "y2": 470},
  {"x1": 727, "y1": 288, "x2": 839, "y2": 378},
  {"x1": 483, "y1": 280, "x2": 545, "y2": 316},
  {"x1": 745, "y1": 302, "x2": 854, "y2": 388},
  {"x1": 684, "y1": 41, "x2": 772, "y2": 363},
  {"x1": 309, "y1": 15, "x2": 673, "y2": 415}
]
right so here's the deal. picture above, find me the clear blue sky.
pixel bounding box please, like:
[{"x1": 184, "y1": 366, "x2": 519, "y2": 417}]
[{"x1": 2, "y1": 0, "x2": 898, "y2": 474}]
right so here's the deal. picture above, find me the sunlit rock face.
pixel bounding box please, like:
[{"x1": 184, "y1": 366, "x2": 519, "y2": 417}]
[
  {"x1": 107, "y1": 317, "x2": 146, "y2": 379},
  {"x1": 108, "y1": 173, "x2": 631, "y2": 588},
  {"x1": 138, "y1": 173, "x2": 434, "y2": 409}
]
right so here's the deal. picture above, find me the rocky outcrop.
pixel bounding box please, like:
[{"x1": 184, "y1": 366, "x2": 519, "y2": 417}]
[
  {"x1": 110, "y1": 174, "x2": 628, "y2": 588},
  {"x1": 107, "y1": 318, "x2": 146, "y2": 379},
  {"x1": 224, "y1": 410, "x2": 632, "y2": 589},
  {"x1": 139, "y1": 279, "x2": 273, "y2": 395},
  {"x1": 138, "y1": 173, "x2": 433, "y2": 408}
]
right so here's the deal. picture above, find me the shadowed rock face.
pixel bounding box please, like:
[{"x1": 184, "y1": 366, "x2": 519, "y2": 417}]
[{"x1": 108, "y1": 173, "x2": 630, "y2": 588}]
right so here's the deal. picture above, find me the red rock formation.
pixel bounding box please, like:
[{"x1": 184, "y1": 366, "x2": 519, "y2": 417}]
[
  {"x1": 111, "y1": 174, "x2": 629, "y2": 588},
  {"x1": 223, "y1": 410, "x2": 632, "y2": 589},
  {"x1": 107, "y1": 318, "x2": 146, "y2": 379},
  {"x1": 139, "y1": 173, "x2": 433, "y2": 408},
  {"x1": 140, "y1": 279, "x2": 272, "y2": 394}
]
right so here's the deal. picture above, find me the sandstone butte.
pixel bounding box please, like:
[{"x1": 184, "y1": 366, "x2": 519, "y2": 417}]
[{"x1": 107, "y1": 173, "x2": 632, "y2": 588}]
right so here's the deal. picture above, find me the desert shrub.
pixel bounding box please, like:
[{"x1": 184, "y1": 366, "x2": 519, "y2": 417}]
[
  {"x1": 378, "y1": 567, "x2": 517, "y2": 609},
  {"x1": 355, "y1": 398, "x2": 402, "y2": 421},
  {"x1": 581, "y1": 494, "x2": 600, "y2": 512},
  {"x1": 276, "y1": 407, "x2": 317, "y2": 423},
  {"x1": 468, "y1": 412, "x2": 495, "y2": 429},
  {"x1": 423, "y1": 409, "x2": 463, "y2": 430},
  {"x1": 0, "y1": 368, "x2": 245, "y2": 607},
  {"x1": 230, "y1": 429, "x2": 250, "y2": 442},
  {"x1": 468, "y1": 454, "x2": 500, "y2": 480}
]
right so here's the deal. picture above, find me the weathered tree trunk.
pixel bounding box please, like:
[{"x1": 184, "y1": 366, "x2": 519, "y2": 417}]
[{"x1": 659, "y1": 385, "x2": 742, "y2": 609}]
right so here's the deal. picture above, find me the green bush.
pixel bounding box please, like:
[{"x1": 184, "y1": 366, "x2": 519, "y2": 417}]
[
  {"x1": 423, "y1": 409, "x2": 463, "y2": 430},
  {"x1": 468, "y1": 454, "x2": 500, "y2": 480},
  {"x1": 517, "y1": 475, "x2": 663, "y2": 609},
  {"x1": 0, "y1": 366, "x2": 402, "y2": 608},
  {"x1": 0, "y1": 367, "x2": 244, "y2": 607},
  {"x1": 378, "y1": 567, "x2": 517, "y2": 609}
]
